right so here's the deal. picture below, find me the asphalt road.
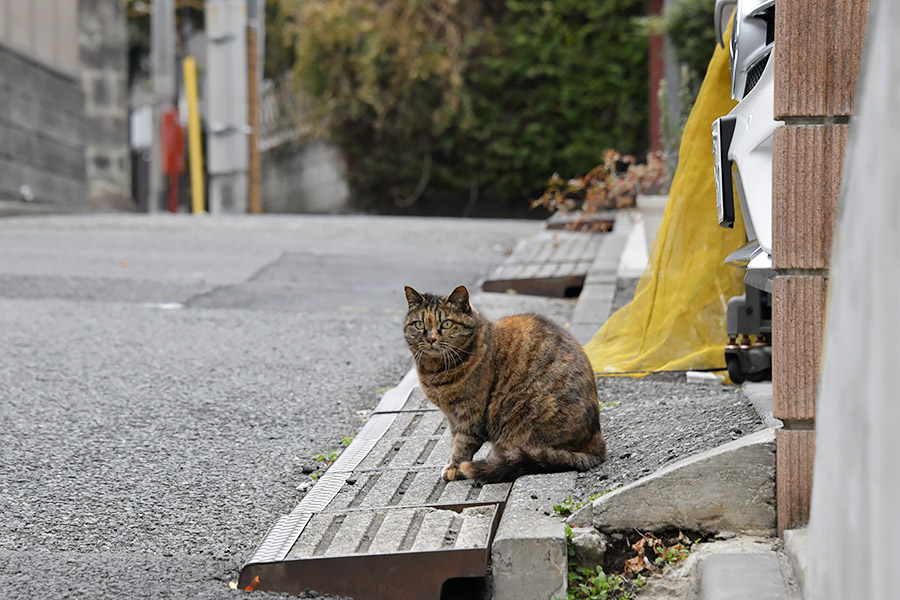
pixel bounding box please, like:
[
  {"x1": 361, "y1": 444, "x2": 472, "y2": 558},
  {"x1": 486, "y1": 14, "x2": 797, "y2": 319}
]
[{"x1": 0, "y1": 214, "x2": 538, "y2": 599}]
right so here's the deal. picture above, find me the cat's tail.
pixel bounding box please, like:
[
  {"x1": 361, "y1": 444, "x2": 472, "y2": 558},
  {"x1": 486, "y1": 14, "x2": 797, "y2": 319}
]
[{"x1": 458, "y1": 433, "x2": 606, "y2": 484}]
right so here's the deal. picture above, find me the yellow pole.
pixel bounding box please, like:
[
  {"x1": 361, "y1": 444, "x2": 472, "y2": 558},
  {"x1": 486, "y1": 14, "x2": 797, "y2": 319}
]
[{"x1": 183, "y1": 56, "x2": 205, "y2": 214}]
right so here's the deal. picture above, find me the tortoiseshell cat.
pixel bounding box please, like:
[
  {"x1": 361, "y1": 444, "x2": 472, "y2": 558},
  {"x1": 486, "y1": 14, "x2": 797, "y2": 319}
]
[{"x1": 403, "y1": 285, "x2": 606, "y2": 483}]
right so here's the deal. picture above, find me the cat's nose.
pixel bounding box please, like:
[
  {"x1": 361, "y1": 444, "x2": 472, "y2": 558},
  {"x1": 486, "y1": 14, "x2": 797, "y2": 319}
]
[{"x1": 425, "y1": 334, "x2": 438, "y2": 344}]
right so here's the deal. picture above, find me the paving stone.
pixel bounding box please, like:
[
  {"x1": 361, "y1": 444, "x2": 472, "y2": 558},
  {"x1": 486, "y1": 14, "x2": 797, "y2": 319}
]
[{"x1": 701, "y1": 553, "x2": 788, "y2": 600}]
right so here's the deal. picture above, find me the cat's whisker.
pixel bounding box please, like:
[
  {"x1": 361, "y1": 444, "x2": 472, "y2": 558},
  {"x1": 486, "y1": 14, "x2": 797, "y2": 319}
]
[
  {"x1": 441, "y1": 348, "x2": 451, "y2": 373},
  {"x1": 444, "y1": 345, "x2": 463, "y2": 368}
]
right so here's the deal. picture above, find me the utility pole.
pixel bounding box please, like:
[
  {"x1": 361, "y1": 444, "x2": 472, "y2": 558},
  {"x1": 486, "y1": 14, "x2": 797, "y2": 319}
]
[
  {"x1": 150, "y1": 0, "x2": 177, "y2": 213},
  {"x1": 246, "y1": 0, "x2": 263, "y2": 214},
  {"x1": 204, "y1": 0, "x2": 249, "y2": 214}
]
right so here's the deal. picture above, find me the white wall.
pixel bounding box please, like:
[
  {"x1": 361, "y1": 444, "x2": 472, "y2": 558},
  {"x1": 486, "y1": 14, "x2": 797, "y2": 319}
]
[{"x1": 806, "y1": 0, "x2": 898, "y2": 598}]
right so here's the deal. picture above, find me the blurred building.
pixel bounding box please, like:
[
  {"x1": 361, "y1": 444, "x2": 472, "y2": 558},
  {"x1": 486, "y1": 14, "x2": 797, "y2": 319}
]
[{"x1": 0, "y1": 0, "x2": 132, "y2": 214}]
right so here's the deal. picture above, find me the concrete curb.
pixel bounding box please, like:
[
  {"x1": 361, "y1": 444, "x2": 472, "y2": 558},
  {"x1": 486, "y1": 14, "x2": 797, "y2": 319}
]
[
  {"x1": 782, "y1": 527, "x2": 807, "y2": 594},
  {"x1": 569, "y1": 428, "x2": 777, "y2": 536},
  {"x1": 741, "y1": 382, "x2": 783, "y2": 430},
  {"x1": 491, "y1": 472, "x2": 576, "y2": 600}
]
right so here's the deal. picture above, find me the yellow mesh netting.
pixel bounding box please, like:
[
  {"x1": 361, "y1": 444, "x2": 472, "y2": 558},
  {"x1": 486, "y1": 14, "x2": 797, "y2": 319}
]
[{"x1": 585, "y1": 28, "x2": 745, "y2": 375}]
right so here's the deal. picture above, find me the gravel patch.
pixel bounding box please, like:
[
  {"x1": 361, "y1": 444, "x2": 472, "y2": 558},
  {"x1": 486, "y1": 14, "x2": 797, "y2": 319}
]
[{"x1": 573, "y1": 373, "x2": 765, "y2": 501}]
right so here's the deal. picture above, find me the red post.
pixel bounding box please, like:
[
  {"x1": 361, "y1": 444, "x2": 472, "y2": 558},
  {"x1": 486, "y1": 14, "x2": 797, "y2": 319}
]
[{"x1": 160, "y1": 109, "x2": 186, "y2": 213}]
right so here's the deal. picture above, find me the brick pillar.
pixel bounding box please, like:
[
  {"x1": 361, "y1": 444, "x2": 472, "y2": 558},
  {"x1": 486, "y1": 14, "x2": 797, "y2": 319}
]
[{"x1": 771, "y1": 0, "x2": 869, "y2": 532}]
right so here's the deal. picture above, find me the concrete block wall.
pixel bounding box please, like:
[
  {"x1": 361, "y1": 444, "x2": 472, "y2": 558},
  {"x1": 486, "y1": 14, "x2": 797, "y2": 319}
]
[
  {"x1": 771, "y1": 0, "x2": 869, "y2": 532},
  {"x1": 0, "y1": 42, "x2": 86, "y2": 208},
  {"x1": 78, "y1": 0, "x2": 132, "y2": 211}
]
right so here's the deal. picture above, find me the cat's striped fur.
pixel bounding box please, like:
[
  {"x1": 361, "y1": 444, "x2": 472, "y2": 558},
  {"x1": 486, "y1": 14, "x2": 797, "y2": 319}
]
[{"x1": 403, "y1": 285, "x2": 606, "y2": 483}]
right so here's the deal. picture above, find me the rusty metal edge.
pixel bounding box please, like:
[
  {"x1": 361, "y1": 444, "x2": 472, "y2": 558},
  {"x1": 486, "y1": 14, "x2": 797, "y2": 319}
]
[
  {"x1": 240, "y1": 546, "x2": 489, "y2": 600},
  {"x1": 239, "y1": 504, "x2": 505, "y2": 599}
]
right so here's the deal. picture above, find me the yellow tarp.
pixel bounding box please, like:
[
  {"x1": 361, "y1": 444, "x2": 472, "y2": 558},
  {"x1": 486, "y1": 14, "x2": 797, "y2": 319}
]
[{"x1": 585, "y1": 31, "x2": 745, "y2": 375}]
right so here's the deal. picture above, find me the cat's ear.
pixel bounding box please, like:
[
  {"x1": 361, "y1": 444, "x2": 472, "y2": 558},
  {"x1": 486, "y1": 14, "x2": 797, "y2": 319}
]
[
  {"x1": 445, "y1": 286, "x2": 471, "y2": 313},
  {"x1": 404, "y1": 286, "x2": 425, "y2": 309}
]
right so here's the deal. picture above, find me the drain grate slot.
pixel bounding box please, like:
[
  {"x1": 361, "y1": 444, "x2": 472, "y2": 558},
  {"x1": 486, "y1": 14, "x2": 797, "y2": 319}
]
[
  {"x1": 416, "y1": 438, "x2": 439, "y2": 465},
  {"x1": 398, "y1": 509, "x2": 427, "y2": 552},
  {"x1": 312, "y1": 514, "x2": 346, "y2": 557},
  {"x1": 401, "y1": 413, "x2": 423, "y2": 436},
  {"x1": 388, "y1": 471, "x2": 417, "y2": 505},
  {"x1": 347, "y1": 472, "x2": 381, "y2": 508},
  {"x1": 355, "y1": 512, "x2": 386, "y2": 554}
]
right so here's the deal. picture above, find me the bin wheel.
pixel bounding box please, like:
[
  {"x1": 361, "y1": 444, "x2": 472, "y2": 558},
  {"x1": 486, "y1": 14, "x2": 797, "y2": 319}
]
[{"x1": 727, "y1": 355, "x2": 745, "y2": 384}]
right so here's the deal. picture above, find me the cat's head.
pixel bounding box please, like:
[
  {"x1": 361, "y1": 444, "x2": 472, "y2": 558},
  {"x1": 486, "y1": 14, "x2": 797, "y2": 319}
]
[{"x1": 402, "y1": 285, "x2": 479, "y2": 360}]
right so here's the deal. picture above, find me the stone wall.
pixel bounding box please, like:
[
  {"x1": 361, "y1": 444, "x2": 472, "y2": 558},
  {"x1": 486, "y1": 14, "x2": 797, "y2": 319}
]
[
  {"x1": 261, "y1": 142, "x2": 350, "y2": 214},
  {"x1": 771, "y1": 0, "x2": 869, "y2": 532},
  {"x1": 0, "y1": 42, "x2": 86, "y2": 211},
  {"x1": 78, "y1": 0, "x2": 132, "y2": 211}
]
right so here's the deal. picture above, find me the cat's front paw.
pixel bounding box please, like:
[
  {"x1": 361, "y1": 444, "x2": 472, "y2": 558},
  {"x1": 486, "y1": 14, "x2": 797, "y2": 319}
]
[{"x1": 442, "y1": 464, "x2": 461, "y2": 481}]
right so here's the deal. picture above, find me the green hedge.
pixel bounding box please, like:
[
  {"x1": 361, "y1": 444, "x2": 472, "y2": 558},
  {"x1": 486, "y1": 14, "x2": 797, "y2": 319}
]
[{"x1": 283, "y1": 0, "x2": 649, "y2": 215}]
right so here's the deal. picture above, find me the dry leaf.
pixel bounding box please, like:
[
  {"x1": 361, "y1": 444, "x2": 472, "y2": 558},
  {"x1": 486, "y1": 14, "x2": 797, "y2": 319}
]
[
  {"x1": 631, "y1": 536, "x2": 647, "y2": 555},
  {"x1": 624, "y1": 555, "x2": 646, "y2": 577}
]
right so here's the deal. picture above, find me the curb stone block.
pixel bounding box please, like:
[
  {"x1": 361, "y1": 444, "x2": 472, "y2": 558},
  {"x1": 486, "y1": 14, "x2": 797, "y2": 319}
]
[
  {"x1": 782, "y1": 527, "x2": 807, "y2": 592},
  {"x1": 491, "y1": 472, "x2": 576, "y2": 600},
  {"x1": 591, "y1": 429, "x2": 776, "y2": 534}
]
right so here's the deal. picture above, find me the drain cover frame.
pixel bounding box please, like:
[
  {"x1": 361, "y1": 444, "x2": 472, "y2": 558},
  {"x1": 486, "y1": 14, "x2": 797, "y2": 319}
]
[{"x1": 482, "y1": 230, "x2": 605, "y2": 298}]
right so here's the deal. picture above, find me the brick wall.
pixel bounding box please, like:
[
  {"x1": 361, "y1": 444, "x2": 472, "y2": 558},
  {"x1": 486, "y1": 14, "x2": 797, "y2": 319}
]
[{"x1": 771, "y1": 0, "x2": 869, "y2": 532}]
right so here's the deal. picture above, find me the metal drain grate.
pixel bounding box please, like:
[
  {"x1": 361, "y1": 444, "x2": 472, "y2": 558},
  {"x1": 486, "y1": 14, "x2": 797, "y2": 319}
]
[{"x1": 239, "y1": 370, "x2": 512, "y2": 599}]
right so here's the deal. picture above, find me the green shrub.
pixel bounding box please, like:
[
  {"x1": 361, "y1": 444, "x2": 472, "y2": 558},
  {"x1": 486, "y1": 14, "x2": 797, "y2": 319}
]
[{"x1": 281, "y1": 0, "x2": 649, "y2": 215}]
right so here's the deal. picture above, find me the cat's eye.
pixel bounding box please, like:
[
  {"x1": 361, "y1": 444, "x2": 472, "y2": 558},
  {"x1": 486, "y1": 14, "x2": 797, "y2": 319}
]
[
  {"x1": 441, "y1": 320, "x2": 453, "y2": 329},
  {"x1": 413, "y1": 321, "x2": 425, "y2": 330}
]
